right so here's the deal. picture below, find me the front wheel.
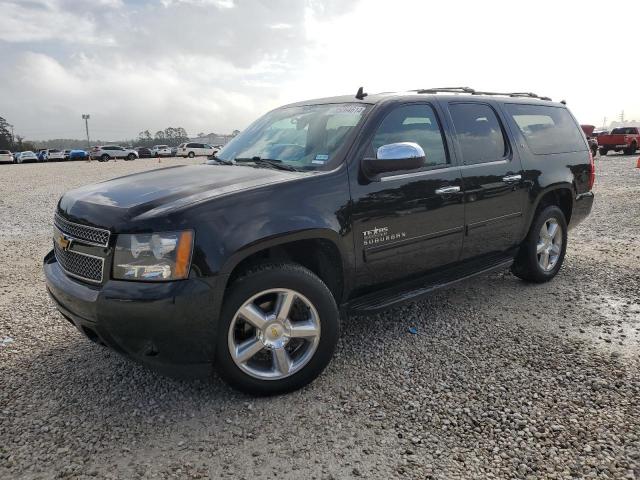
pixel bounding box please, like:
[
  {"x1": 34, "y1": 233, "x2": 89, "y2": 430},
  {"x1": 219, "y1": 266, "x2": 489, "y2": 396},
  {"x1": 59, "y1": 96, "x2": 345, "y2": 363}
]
[
  {"x1": 188, "y1": 151, "x2": 195, "y2": 158},
  {"x1": 127, "y1": 153, "x2": 136, "y2": 160},
  {"x1": 512, "y1": 205, "x2": 568, "y2": 283},
  {"x1": 100, "y1": 154, "x2": 110, "y2": 162},
  {"x1": 599, "y1": 147, "x2": 608, "y2": 156},
  {"x1": 216, "y1": 263, "x2": 339, "y2": 395}
]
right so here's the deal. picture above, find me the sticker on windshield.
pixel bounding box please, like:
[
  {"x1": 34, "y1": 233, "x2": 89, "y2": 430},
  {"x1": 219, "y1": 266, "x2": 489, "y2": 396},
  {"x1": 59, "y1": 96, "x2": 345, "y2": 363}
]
[
  {"x1": 327, "y1": 104, "x2": 366, "y2": 115},
  {"x1": 313, "y1": 154, "x2": 329, "y2": 164}
]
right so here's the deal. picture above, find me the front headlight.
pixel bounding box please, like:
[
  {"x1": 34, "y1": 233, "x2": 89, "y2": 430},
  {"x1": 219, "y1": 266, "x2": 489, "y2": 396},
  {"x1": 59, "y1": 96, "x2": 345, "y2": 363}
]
[{"x1": 113, "y1": 230, "x2": 194, "y2": 281}]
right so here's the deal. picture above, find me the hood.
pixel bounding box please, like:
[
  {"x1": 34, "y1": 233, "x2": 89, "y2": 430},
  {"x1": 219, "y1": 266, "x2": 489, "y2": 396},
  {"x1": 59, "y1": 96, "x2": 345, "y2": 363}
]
[{"x1": 58, "y1": 164, "x2": 302, "y2": 228}]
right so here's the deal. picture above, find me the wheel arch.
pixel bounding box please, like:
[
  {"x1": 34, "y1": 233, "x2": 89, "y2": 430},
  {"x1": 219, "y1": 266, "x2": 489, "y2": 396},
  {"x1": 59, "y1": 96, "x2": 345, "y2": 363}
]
[
  {"x1": 526, "y1": 185, "x2": 574, "y2": 234},
  {"x1": 219, "y1": 229, "x2": 347, "y2": 305}
]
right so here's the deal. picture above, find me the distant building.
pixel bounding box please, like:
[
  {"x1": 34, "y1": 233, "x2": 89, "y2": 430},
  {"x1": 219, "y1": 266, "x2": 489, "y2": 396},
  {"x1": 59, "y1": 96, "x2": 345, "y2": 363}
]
[
  {"x1": 608, "y1": 121, "x2": 640, "y2": 130},
  {"x1": 189, "y1": 132, "x2": 236, "y2": 146}
]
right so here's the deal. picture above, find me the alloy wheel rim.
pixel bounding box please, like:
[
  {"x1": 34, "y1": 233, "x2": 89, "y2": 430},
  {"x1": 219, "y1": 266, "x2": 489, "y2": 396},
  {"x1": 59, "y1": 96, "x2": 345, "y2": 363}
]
[
  {"x1": 537, "y1": 218, "x2": 562, "y2": 271},
  {"x1": 228, "y1": 288, "x2": 321, "y2": 380}
]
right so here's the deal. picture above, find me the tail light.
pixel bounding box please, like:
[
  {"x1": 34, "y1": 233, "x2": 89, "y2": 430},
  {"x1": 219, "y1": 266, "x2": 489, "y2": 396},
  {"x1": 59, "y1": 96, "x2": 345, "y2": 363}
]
[{"x1": 588, "y1": 150, "x2": 595, "y2": 190}]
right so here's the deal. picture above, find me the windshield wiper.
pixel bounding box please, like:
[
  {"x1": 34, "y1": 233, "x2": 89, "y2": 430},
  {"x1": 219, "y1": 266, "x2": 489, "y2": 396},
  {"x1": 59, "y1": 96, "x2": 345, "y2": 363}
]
[
  {"x1": 234, "y1": 156, "x2": 300, "y2": 172},
  {"x1": 206, "y1": 152, "x2": 234, "y2": 165}
]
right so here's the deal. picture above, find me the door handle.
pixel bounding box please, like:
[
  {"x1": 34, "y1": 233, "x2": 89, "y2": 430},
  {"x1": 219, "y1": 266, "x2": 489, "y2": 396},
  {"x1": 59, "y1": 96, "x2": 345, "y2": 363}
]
[
  {"x1": 502, "y1": 174, "x2": 522, "y2": 183},
  {"x1": 435, "y1": 186, "x2": 461, "y2": 195}
]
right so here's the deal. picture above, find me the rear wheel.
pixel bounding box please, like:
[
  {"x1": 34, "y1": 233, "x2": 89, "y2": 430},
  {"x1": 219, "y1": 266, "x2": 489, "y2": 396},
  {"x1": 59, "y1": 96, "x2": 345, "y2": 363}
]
[
  {"x1": 188, "y1": 151, "x2": 195, "y2": 158},
  {"x1": 216, "y1": 263, "x2": 339, "y2": 395},
  {"x1": 512, "y1": 205, "x2": 568, "y2": 283},
  {"x1": 599, "y1": 147, "x2": 608, "y2": 156},
  {"x1": 127, "y1": 153, "x2": 136, "y2": 160},
  {"x1": 624, "y1": 143, "x2": 637, "y2": 155},
  {"x1": 100, "y1": 154, "x2": 110, "y2": 162}
]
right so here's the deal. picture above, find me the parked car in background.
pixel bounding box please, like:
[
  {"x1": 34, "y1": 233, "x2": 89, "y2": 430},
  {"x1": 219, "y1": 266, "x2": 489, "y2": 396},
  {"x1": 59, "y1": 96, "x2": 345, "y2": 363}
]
[
  {"x1": 37, "y1": 150, "x2": 47, "y2": 162},
  {"x1": 136, "y1": 147, "x2": 153, "y2": 158},
  {"x1": 12, "y1": 152, "x2": 21, "y2": 162},
  {"x1": 597, "y1": 127, "x2": 640, "y2": 156},
  {"x1": 69, "y1": 150, "x2": 88, "y2": 160},
  {"x1": 16, "y1": 151, "x2": 38, "y2": 163},
  {"x1": 63, "y1": 150, "x2": 71, "y2": 160},
  {"x1": 0, "y1": 150, "x2": 13, "y2": 163},
  {"x1": 177, "y1": 142, "x2": 216, "y2": 158},
  {"x1": 580, "y1": 125, "x2": 599, "y2": 157},
  {"x1": 171, "y1": 146, "x2": 178, "y2": 156},
  {"x1": 151, "y1": 145, "x2": 172, "y2": 157},
  {"x1": 44, "y1": 149, "x2": 66, "y2": 161},
  {"x1": 90, "y1": 146, "x2": 138, "y2": 161}
]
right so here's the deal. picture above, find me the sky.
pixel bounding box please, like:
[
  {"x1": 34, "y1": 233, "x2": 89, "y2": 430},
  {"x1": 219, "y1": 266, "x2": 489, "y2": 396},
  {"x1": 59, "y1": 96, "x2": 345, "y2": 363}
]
[{"x1": 1, "y1": 0, "x2": 639, "y2": 141}]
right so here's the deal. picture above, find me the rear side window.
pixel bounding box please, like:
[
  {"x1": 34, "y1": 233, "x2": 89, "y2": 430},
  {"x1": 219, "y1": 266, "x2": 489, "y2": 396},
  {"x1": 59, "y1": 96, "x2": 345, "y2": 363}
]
[
  {"x1": 371, "y1": 104, "x2": 448, "y2": 167},
  {"x1": 611, "y1": 127, "x2": 638, "y2": 135},
  {"x1": 505, "y1": 104, "x2": 586, "y2": 155},
  {"x1": 449, "y1": 103, "x2": 508, "y2": 165}
]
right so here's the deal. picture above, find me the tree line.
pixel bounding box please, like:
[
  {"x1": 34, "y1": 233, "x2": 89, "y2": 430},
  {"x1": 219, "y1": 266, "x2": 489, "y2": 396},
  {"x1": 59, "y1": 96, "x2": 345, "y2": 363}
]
[
  {"x1": 0, "y1": 115, "x2": 193, "y2": 151},
  {"x1": 135, "y1": 127, "x2": 190, "y2": 148}
]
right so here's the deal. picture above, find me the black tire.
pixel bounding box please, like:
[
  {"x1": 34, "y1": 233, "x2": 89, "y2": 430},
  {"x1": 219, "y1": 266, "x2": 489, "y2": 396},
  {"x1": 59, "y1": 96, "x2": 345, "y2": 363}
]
[
  {"x1": 599, "y1": 147, "x2": 608, "y2": 156},
  {"x1": 100, "y1": 154, "x2": 110, "y2": 162},
  {"x1": 512, "y1": 205, "x2": 568, "y2": 283},
  {"x1": 127, "y1": 153, "x2": 136, "y2": 160},
  {"x1": 624, "y1": 143, "x2": 637, "y2": 155},
  {"x1": 216, "y1": 263, "x2": 339, "y2": 396},
  {"x1": 188, "y1": 151, "x2": 195, "y2": 158}
]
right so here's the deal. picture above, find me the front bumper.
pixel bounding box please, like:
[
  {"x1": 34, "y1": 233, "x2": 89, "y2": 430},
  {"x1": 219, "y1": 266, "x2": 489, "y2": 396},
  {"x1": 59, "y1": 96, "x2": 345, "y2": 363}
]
[
  {"x1": 569, "y1": 191, "x2": 595, "y2": 230},
  {"x1": 44, "y1": 250, "x2": 225, "y2": 378}
]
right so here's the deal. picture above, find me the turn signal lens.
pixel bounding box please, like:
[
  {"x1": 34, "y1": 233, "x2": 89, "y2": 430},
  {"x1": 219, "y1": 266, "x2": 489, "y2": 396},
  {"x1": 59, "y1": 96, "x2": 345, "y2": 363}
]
[{"x1": 588, "y1": 151, "x2": 595, "y2": 190}]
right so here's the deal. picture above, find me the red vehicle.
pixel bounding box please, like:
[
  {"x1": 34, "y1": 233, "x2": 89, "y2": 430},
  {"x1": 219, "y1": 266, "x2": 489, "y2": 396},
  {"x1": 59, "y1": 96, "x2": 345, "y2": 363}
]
[
  {"x1": 597, "y1": 127, "x2": 640, "y2": 156},
  {"x1": 580, "y1": 125, "x2": 599, "y2": 157}
]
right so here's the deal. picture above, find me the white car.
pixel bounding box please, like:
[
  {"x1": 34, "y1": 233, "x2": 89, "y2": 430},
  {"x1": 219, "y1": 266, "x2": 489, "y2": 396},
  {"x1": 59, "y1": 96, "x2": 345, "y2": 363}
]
[
  {"x1": 151, "y1": 145, "x2": 172, "y2": 157},
  {"x1": 44, "y1": 149, "x2": 65, "y2": 161},
  {"x1": 16, "y1": 151, "x2": 38, "y2": 163},
  {"x1": 177, "y1": 142, "x2": 216, "y2": 158},
  {"x1": 0, "y1": 150, "x2": 13, "y2": 163},
  {"x1": 90, "y1": 145, "x2": 139, "y2": 161}
]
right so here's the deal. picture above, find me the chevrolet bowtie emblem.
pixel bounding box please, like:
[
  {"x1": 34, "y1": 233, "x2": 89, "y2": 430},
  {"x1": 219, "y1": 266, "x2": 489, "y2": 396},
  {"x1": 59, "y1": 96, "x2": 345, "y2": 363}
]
[{"x1": 56, "y1": 232, "x2": 72, "y2": 251}]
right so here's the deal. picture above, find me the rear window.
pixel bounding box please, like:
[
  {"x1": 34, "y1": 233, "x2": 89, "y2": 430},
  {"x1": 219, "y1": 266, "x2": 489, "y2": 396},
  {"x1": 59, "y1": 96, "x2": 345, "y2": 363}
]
[
  {"x1": 0, "y1": 150, "x2": 10, "y2": 154},
  {"x1": 505, "y1": 104, "x2": 586, "y2": 155},
  {"x1": 611, "y1": 127, "x2": 638, "y2": 135}
]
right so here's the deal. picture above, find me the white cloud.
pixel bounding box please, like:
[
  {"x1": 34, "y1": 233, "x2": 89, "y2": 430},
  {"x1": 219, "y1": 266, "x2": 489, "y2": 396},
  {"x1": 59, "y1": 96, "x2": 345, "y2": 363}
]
[{"x1": 1, "y1": 0, "x2": 639, "y2": 142}]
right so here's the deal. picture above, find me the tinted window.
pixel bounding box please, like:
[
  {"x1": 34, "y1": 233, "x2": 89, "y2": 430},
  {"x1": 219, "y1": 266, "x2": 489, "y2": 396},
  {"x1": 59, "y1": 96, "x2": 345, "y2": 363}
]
[
  {"x1": 0, "y1": 150, "x2": 10, "y2": 154},
  {"x1": 187, "y1": 143, "x2": 196, "y2": 148},
  {"x1": 449, "y1": 103, "x2": 507, "y2": 165},
  {"x1": 505, "y1": 104, "x2": 586, "y2": 155},
  {"x1": 371, "y1": 104, "x2": 448, "y2": 167},
  {"x1": 611, "y1": 127, "x2": 638, "y2": 135}
]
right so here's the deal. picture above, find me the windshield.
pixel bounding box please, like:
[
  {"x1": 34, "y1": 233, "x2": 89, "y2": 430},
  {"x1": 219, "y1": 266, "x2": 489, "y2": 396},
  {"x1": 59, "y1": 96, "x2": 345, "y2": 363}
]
[{"x1": 216, "y1": 103, "x2": 369, "y2": 170}]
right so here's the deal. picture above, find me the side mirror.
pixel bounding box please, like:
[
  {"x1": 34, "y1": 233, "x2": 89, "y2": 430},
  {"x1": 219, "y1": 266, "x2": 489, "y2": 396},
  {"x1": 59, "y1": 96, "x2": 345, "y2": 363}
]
[{"x1": 363, "y1": 142, "x2": 426, "y2": 177}]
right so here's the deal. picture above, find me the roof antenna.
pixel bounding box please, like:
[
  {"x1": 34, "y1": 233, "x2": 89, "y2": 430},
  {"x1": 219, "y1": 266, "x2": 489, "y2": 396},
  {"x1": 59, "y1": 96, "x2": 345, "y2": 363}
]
[
  {"x1": 560, "y1": 99, "x2": 567, "y2": 105},
  {"x1": 355, "y1": 86, "x2": 368, "y2": 100}
]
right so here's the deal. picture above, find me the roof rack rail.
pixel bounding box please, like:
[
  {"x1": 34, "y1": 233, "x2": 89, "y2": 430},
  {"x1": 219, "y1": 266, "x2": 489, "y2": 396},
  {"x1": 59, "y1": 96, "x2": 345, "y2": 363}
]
[{"x1": 413, "y1": 87, "x2": 552, "y2": 101}]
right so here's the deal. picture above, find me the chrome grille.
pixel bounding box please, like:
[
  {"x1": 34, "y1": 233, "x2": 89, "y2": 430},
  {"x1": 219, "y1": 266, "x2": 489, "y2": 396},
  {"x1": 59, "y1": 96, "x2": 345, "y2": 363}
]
[
  {"x1": 54, "y1": 213, "x2": 111, "y2": 247},
  {"x1": 54, "y1": 242, "x2": 104, "y2": 283}
]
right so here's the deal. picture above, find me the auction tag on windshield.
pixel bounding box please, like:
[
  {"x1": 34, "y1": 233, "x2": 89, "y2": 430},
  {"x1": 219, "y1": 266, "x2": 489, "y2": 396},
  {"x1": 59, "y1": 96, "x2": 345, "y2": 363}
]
[
  {"x1": 327, "y1": 104, "x2": 366, "y2": 115},
  {"x1": 313, "y1": 154, "x2": 329, "y2": 164}
]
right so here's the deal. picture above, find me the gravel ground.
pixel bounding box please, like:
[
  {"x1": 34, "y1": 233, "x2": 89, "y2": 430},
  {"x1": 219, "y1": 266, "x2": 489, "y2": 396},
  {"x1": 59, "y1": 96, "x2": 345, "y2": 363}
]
[{"x1": 0, "y1": 155, "x2": 639, "y2": 479}]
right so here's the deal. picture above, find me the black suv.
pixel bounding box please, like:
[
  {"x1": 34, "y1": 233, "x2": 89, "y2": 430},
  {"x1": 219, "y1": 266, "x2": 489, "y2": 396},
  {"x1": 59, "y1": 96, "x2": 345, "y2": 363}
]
[{"x1": 44, "y1": 87, "x2": 595, "y2": 395}]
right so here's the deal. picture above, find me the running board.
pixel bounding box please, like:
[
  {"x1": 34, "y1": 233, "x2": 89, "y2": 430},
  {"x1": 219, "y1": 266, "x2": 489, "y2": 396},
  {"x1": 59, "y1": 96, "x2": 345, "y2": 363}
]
[{"x1": 346, "y1": 257, "x2": 514, "y2": 314}]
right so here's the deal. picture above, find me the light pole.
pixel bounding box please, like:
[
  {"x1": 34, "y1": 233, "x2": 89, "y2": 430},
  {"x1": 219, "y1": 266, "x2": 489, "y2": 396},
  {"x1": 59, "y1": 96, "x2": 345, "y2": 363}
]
[{"x1": 82, "y1": 114, "x2": 90, "y2": 150}]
